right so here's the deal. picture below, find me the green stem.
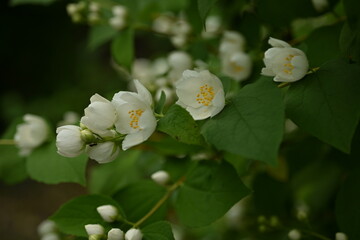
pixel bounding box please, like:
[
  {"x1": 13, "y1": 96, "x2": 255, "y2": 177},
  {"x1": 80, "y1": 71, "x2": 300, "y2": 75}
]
[
  {"x1": 0, "y1": 139, "x2": 16, "y2": 145},
  {"x1": 133, "y1": 176, "x2": 186, "y2": 228},
  {"x1": 154, "y1": 113, "x2": 164, "y2": 118},
  {"x1": 277, "y1": 82, "x2": 291, "y2": 88},
  {"x1": 302, "y1": 230, "x2": 331, "y2": 240}
]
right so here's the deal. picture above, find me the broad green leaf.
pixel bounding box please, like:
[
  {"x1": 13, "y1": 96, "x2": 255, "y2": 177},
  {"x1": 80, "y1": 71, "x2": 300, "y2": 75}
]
[
  {"x1": 175, "y1": 161, "x2": 250, "y2": 227},
  {"x1": 202, "y1": 78, "x2": 285, "y2": 165},
  {"x1": 343, "y1": 0, "x2": 360, "y2": 29},
  {"x1": 339, "y1": 23, "x2": 360, "y2": 62},
  {"x1": 0, "y1": 118, "x2": 27, "y2": 184},
  {"x1": 336, "y1": 170, "x2": 360, "y2": 239},
  {"x1": 146, "y1": 136, "x2": 201, "y2": 156},
  {"x1": 142, "y1": 221, "x2": 175, "y2": 240},
  {"x1": 155, "y1": 90, "x2": 166, "y2": 115},
  {"x1": 300, "y1": 24, "x2": 342, "y2": 67},
  {"x1": 26, "y1": 141, "x2": 88, "y2": 185},
  {"x1": 285, "y1": 59, "x2": 360, "y2": 153},
  {"x1": 113, "y1": 180, "x2": 167, "y2": 227},
  {"x1": 10, "y1": 0, "x2": 55, "y2": 6},
  {"x1": 111, "y1": 28, "x2": 134, "y2": 70},
  {"x1": 87, "y1": 25, "x2": 118, "y2": 50},
  {"x1": 89, "y1": 150, "x2": 141, "y2": 196},
  {"x1": 157, "y1": 104, "x2": 205, "y2": 146},
  {"x1": 223, "y1": 152, "x2": 251, "y2": 177},
  {"x1": 197, "y1": 0, "x2": 218, "y2": 23},
  {"x1": 51, "y1": 195, "x2": 123, "y2": 237}
]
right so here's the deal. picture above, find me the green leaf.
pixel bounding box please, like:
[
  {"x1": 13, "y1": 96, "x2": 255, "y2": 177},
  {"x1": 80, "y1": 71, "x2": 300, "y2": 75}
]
[
  {"x1": 340, "y1": 23, "x2": 360, "y2": 62},
  {"x1": 111, "y1": 28, "x2": 134, "y2": 71},
  {"x1": 336, "y1": 170, "x2": 360, "y2": 239},
  {"x1": 285, "y1": 59, "x2": 360, "y2": 153},
  {"x1": 87, "y1": 25, "x2": 118, "y2": 51},
  {"x1": 157, "y1": 104, "x2": 205, "y2": 146},
  {"x1": 197, "y1": 0, "x2": 218, "y2": 23},
  {"x1": 343, "y1": 0, "x2": 360, "y2": 29},
  {"x1": 113, "y1": 180, "x2": 167, "y2": 227},
  {"x1": 89, "y1": 150, "x2": 141, "y2": 195},
  {"x1": 202, "y1": 78, "x2": 285, "y2": 165},
  {"x1": 51, "y1": 195, "x2": 123, "y2": 237},
  {"x1": 10, "y1": 0, "x2": 55, "y2": 6},
  {"x1": 142, "y1": 221, "x2": 175, "y2": 240},
  {"x1": 155, "y1": 90, "x2": 167, "y2": 115},
  {"x1": 26, "y1": 141, "x2": 88, "y2": 185},
  {"x1": 175, "y1": 161, "x2": 250, "y2": 227}
]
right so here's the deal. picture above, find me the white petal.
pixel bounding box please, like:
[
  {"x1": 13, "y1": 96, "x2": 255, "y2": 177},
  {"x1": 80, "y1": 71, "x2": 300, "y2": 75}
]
[
  {"x1": 268, "y1": 37, "x2": 291, "y2": 48},
  {"x1": 134, "y1": 79, "x2": 153, "y2": 106},
  {"x1": 122, "y1": 132, "x2": 145, "y2": 150},
  {"x1": 90, "y1": 93, "x2": 110, "y2": 103},
  {"x1": 86, "y1": 142, "x2": 119, "y2": 163},
  {"x1": 261, "y1": 67, "x2": 275, "y2": 76}
]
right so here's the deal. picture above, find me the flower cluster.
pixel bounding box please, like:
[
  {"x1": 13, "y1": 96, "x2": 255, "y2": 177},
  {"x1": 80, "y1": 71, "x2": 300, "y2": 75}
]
[
  {"x1": 56, "y1": 80, "x2": 156, "y2": 163},
  {"x1": 219, "y1": 31, "x2": 252, "y2": 82},
  {"x1": 109, "y1": 5, "x2": 127, "y2": 30}
]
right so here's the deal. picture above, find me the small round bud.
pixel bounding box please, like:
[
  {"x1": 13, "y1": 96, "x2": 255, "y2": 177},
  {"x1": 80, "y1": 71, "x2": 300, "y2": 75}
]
[
  {"x1": 108, "y1": 228, "x2": 124, "y2": 240},
  {"x1": 109, "y1": 16, "x2": 126, "y2": 30},
  {"x1": 66, "y1": 3, "x2": 78, "y2": 15},
  {"x1": 151, "y1": 170, "x2": 170, "y2": 186},
  {"x1": 112, "y1": 5, "x2": 127, "y2": 17},
  {"x1": 80, "y1": 129, "x2": 95, "y2": 143},
  {"x1": 89, "y1": 2, "x2": 100, "y2": 12},
  {"x1": 85, "y1": 224, "x2": 104, "y2": 236},
  {"x1": 125, "y1": 228, "x2": 143, "y2": 240},
  {"x1": 96, "y1": 205, "x2": 119, "y2": 222},
  {"x1": 335, "y1": 232, "x2": 348, "y2": 240},
  {"x1": 288, "y1": 229, "x2": 301, "y2": 240},
  {"x1": 38, "y1": 219, "x2": 57, "y2": 236}
]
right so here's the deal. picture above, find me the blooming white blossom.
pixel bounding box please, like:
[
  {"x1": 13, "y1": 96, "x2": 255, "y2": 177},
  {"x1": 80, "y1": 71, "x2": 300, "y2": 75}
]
[
  {"x1": 176, "y1": 70, "x2": 225, "y2": 120},
  {"x1": 85, "y1": 224, "x2": 105, "y2": 236},
  {"x1": 125, "y1": 228, "x2": 143, "y2": 240},
  {"x1": 221, "y1": 51, "x2": 252, "y2": 82},
  {"x1": 312, "y1": 0, "x2": 328, "y2": 12},
  {"x1": 202, "y1": 15, "x2": 221, "y2": 38},
  {"x1": 14, "y1": 114, "x2": 49, "y2": 156},
  {"x1": 37, "y1": 219, "x2": 57, "y2": 236},
  {"x1": 96, "y1": 205, "x2": 119, "y2": 222},
  {"x1": 219, "y1": 31, "x2": 246, "y2": 57},
  {"x1": 335, "y1": 232, "x2": 348, "y2": 240},
  {"x1": 80, "y1": 94, "x2": 117, "y2": 137},
  {"x1": 112, "y1": 80, "x2": 157, "y2": 150},
  {"x1": 108, "y1": 228, "x2": 124, "y2": 240},
  {"x1": 288, "y1": 229, "x2": 301, "y2": 240},
  {"x1": 86, "y1": 142, "x2": 120, "y2": 163},
  {"x1": 261, "y1": 37, "x2": 309, "y2": 83},
  {"x1": 151, "y1": 170, "x2": 170, "y2": 186},
  {"x1": 168, "y1": 51, "x2": 192, "y2": 71}
]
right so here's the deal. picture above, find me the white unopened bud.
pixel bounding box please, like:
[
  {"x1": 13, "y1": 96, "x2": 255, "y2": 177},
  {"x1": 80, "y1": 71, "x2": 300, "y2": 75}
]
[
  {"x1": 288, "y1": 229, "x2": 301, "y2": 240},
  {"x1": 109, "y1": 16, "x2": 126, "y2": 30},
  {"x1": 40, "y1": 233, "x2": 60, "y2": 240},
  {"x1": 125, "y1": 228, "x2": 143, "y2": 240},
  {"x1": 96, "y1": 205, "x2": 119, "y2": 222},
  {"x1": 85, "y1": 224, "x2": 104, "y2": 236},
  {"x1": 107, "y1": 228, "x2": 124, "y2": 240},
  {"x1": 66, "y1": 3, "x2": 78, "y2": 15},
  {"x1": 152, "y1": 14, "x2": 174, "y2": 34},
  {"x1": 335, "y1": 232, "x2": 348, "y2": 240},
  {"x1": 38, "y1": 219, "x2": 57, "y2": 236},
  {"x1": 89, "y1": 2, "x2": 100, "y2": 12},
  {"x1": 168, "y1": 51, "x2": 192, "y2": 72},
  {"x1": 171, "y1": 35, "x2": 187, "y2": 48},
  {"x1": 112, "y1": 5, "x2": 127, "y2": 17},
  {"x1": 312, "y1": 0, "x2": 328, "y2": 12},
  {"x1": 151, "y1": 170, "x2": 170, "y2": 186}
]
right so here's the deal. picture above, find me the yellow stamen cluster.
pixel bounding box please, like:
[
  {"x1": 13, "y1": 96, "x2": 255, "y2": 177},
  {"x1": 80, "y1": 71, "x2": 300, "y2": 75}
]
[
  {"x1": 196, "y1": 84, "x2": 215, "y2": 106},
  {"x1": 231, "y1": 61, "x2": 244, "y2": 73},
  {"x1": 128, "y1": 109, "x2": 144, "y2": 129},
  {"x1": 283, "y1": 54, "x2": 295, "y2": 74}
]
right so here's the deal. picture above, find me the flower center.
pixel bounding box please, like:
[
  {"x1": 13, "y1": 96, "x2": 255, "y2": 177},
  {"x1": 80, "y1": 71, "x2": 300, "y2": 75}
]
[
  {"x1": 230, "y1": 61, "x2": 244, "y2": 73},
  {"x1": 196, "y1": 84, "x2": 215, "y2": 106},
  {"x1": 128, "y1": 109, "x2": 144, "y2": 129},
  {"x1": 283, "y1": 54, "x2": 295, "y2": 74}
]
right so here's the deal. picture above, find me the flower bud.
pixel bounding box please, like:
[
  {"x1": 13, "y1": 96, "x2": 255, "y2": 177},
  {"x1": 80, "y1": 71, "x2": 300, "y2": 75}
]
[
  {"x1": 85, "y1": 224, "x2": 104, "y2": 237},
  {"x1": 125, "y1": 228, "x2": 143, "y2": 240},
  {"x1": 335, "y1": 232, "x2": 348, "y2": 240},
  {"x1": 151, "y1": 170, "x2": 170, "y2": 186},
  {"x1": 40, "y1": 233, "x2": 60, "y2": 240},
  {"x1": 168, "y1": 51, "x2": 192, "y2": 72},
  {"x1": 38, "y1": 219, "x2": 57, "y2": 236},
  {"x1": 66, "y1": 3, "x2": 78, "y2": 15},
  {"x1": 219, "y1": 31, "x2": 245, "y2": 57},
  {"x1": 56, "y1": 125, "x2": 85, "y2": 157},
  {"x1": 221, "y1": 51, "x2": 252, "y2": 82},
  {"x1": 107, "y1": 228, "x2": 124, "y2": 240},
  {"x1": 96, "y1": 205, "x2": 119, "y2": 222},
  {"x1": 152, "y1": 14, "x2": 174, "y2": 34},
  {"x1": 288, "y1": 229, "x2": 301, "y2": 240},
  {"x1": 112, "y1": 5, "x2": 127, "y2": 17},
  {"x1": 80, "y1": 129, "x2": 95, "y2": 143},
  {"x1": 89, "y1": 2, "x2": 100, "y2": 12},
  {"x1": 312, "y1": 0, "x2": 328, "y2": 12}
]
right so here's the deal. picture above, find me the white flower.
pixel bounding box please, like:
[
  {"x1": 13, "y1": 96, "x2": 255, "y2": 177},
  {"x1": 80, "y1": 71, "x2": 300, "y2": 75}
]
[
  {"x1": 176, "y1": 70, "x2": 225, "y2": 120},
  {"x1": 312, "y1": 0, "x2": 328, "y2": 12},
  {"x1": 56, "y1": 125, "x2": 86, "y2": 157},
  {"x1": 85, "y1": 224, "x2": 105, "y2": 236},
  {"x1": 131, "y1": 59, "x2": 156, "y2": 90},
  {"x1": 81, "y1": 94, "x2": 117, "y2": 137},
  {"x1": 89, "y1": 2, "x2": 100, "y2": 12},
  {"x1": 96, "y1": 205, "x2": 119, "y2": 222},
  {"x1": 335, "y1": 232, "x2": 348, "y2": 240},
  {"x1": 86, "y1": 142, "x2": 120, "y2": 163},
  {"x1": 172, "y1": 19, "x2": 191, "y2": 36},
  {"x1": 202, "y1": 15, "x2": 221, "y2": 38},
  {"x1": 288, "y1": 229, "x2": 301, "y2": 240},
  {"x1": 171, "y1": 34, "x2": 187, "y2": 48},
  {"x1": 125, "y1": 228, "x2": 143, "y2": 240},
  {"x1": 37, "y1": 219, "x2": 57, "y2": 236},
  {"x1": 109, "y1": 16, "x2": 126, "y2": 30},
  {"x1": 40, "y1": 233, "x2": 60, "y2": 240},
  {"x1": 219, "y1": 31, "x2": 246, "y2": 57},
  {"x1": 14, "y1": 114, "x2": 49, "y2": 156},
  {"x1": 151, "y1": 170, "x2": 170, "y2": 186},
  {"x1": 112, "y1": 5, "x2": 127, "y2": 18},
  {"x1": 108, "y1": 228, "x2": 124, "y2": 240},
  {"x1": 112, "y1": 80, "x2": 157, "y2": 150},
  {"x1": 168, "y1": 51, "x2": 192, "y2": 72},
  {"x1": 153, "y1": 57, "x2": 169, "y2": 76},
  {"x1": 261, "y1": 37, "x2": 309, "y2": 83},
  {"x1": 221, "y1": 51, "x2": 252, "y2": 82},
  {"x1": 66, "y1": 3, "x2": 78, "y2": 15},
  {"x1": 152, "y1": 14, "x2": 174, "y2": 34}
]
